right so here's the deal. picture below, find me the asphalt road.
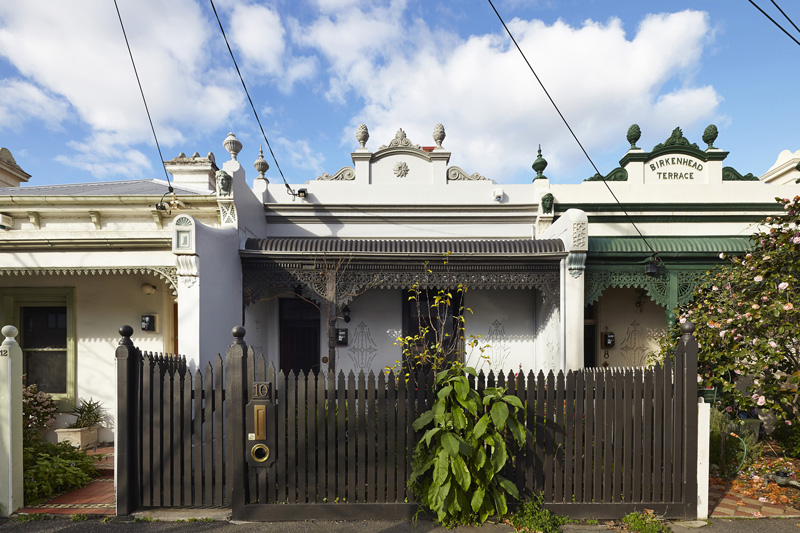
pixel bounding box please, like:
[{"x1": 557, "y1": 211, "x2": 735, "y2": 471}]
[{"x1": 1, "y1": 517, "x2": 800, "y2": 533}]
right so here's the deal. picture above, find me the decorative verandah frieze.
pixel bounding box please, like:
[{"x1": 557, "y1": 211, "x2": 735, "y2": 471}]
[
  {"x1": 0, "y1": 266, "x2": 179, "y2": 297},
  {"x1": 585, "y1": 268, "x2": 706, "y2": 311},
  {"x1": 242, "y1": 259, "x2": 561, "y2": 308}
]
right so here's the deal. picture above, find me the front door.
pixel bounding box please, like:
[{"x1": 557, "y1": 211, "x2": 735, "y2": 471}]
[{"x1": 279, "y1": 298, "x2": 320, "y2": 375}]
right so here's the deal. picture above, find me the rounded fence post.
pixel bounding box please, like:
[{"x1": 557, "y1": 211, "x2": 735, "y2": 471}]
[
  {"x1": 0, "y1": 325, "x2": 23, "y2": 517},
  {"x1": 115, "y1": 325, "x2": 140, "y2": 515}
]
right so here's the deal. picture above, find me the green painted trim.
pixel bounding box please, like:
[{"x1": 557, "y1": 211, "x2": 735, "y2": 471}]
[
  {"x1": 583, "y1": 215, "x2": 768, "y2": 224},
  {"x1": 588, "y1": 236, "x2": 752, "y2": 253},
  {"x1": 1, "y1": 287, "x2": 77, "y2": 410},
  {"x1": 0, "y1": 238, "x2": 171, "y2": 250}
]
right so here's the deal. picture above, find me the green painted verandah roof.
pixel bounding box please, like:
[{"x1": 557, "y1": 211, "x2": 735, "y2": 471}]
[{"x1": 589, "y1": 236, "x2": 753, "y2": 255}]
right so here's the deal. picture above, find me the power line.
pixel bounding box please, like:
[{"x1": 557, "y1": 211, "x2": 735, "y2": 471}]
[
  {"x1": 112, "y1": 0, "x2": 173, "y2": 191},
  {"x1": 208, "y1": 0, "x2": 296, "y2": 196},
  {"x1": 748, "y1": 0, "x2": 800, "y2": 47},
  {"x1": 486, "y1": 0, "x2": 657, "y2": 257},
  {"x1": 770, "y1": 0, "x2": 800, "y2": 36}
]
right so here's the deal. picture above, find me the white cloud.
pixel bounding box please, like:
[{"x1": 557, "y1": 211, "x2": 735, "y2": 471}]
[
  {"x1": 0, "y1": 79, "x2": 70, "y2": 130},
  {"x1": 229, "y1": 3, "x2": 285, "y2": 75},
  {"x1": 276, "y1": 137, "x2": 326, "y2": 177},
  {"x1": 0, "y1": 0, "x2": 242, "y2": 177},
  {"x1": 301, "y1": 8, "x2": 719, "y2": 182}
]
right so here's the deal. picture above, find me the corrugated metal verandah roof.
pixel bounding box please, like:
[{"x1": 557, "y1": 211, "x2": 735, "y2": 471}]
[
  {"x1": 588, "y1": 236, "x2": 753, "y2": 254},
  {"x1": 243, "y1": 237, "x2": 565, "y2": 256}
]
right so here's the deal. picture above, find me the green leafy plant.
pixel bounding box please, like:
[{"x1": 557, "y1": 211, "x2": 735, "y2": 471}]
[
  {"x1": 772, "y1": 420, "x2": 800, "y2": 458},
  {"x1": 656, "y1": 195, "x2": 800, "y2": 424},
  {"x1": 621, "y1": 510, "x2": 670, "y2": 533},
  {"x1": 408, "y1": 362, "x2": 526, "y2": 526},
  {"x1": 22, "y1": 431, "x2": 99, "y2": 504},
  {"x1": 67, "y1": 397, "x2": 105, "y2": 428},
  {"x1": 13, "y1": 513, "x2": 50, "y2": 522},
  {"x1": 22, "y1": 382, "x2": 58, "y2": 429},
  {"x1": 70, "y1": 513, "x2": 89, "y2": 521},
  {"x1": 507, "y1": 492, "x2": 571, "y2": 533}
]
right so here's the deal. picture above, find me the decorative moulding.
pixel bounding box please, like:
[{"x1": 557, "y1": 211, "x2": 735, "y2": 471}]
[
  {"x1": 316, "y1": 167, "x2": 355, "y2": 181},
  {"x1": 27, "y1": 211, "x2": 40, "y2": 229},
  {"x1": 378, "y1": 129, "x2": 422, "y2": 152},
  {"x1": 447, "y1": 166, "x2": 489, "y2": 181},
  {"x1": 0, "y1": 266, "x2": 178, "y2": 297},
  {"x1": 393, "y1": 161, "x2": 409, "y2": 178},
  {"x1": 88, "y1": 211, "x2": 102, "y2": 230}
]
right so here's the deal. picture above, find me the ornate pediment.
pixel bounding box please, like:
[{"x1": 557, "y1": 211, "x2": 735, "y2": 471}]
[
  {"x1": 377, "y1": 128, "x2": 422, "y2": 152},
  {"x1": 447, "y1": 166, "x2": 490, "y2": 181},
  {"x1": 316, "y1": 167, "x2": 355, "y2": 181}
]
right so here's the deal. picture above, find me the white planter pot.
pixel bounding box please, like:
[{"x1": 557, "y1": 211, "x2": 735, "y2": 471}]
[{"x1": 54, "y1": 426, "x2": 99, "y2": 449}]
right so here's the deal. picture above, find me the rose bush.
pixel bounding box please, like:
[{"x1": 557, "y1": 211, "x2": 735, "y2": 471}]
[{"x1": 661, "y1": 196, "x2": 799, "y2": 424}]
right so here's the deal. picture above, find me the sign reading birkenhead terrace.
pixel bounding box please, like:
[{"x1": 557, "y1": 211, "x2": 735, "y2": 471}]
[{"x1": 648, "y1": 155, "x2": 704, "y2": 180}]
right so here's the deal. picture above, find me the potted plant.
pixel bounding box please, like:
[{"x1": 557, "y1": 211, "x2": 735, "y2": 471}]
[{"x1": 55, "y1": 398, "x2": 104, "y2": 449}]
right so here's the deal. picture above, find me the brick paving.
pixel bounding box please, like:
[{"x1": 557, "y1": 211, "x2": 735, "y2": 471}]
[
  {"x1": 709, "y1": 484, "x2": 800, "y2": 518},
  {"x1": 18, "y1": 445, "x2": 115, "y2": 516}
]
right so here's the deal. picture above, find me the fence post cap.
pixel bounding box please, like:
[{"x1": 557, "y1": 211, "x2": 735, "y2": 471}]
[
  {"x1": 118, "y1": 325, "x2": 134, "y2": 346},
  {"x1": 680, "y1": 320, "x2": 695, "y2": 336},
  {"x1": 2, "y1": 324, "x2": 18, "y2": 342},
  {"x1": 232, "y1": 326, "x2": 246, "y2": 345}
]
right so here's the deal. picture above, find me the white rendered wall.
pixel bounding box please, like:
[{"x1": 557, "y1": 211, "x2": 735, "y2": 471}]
[
  {"x1": 594, "y1": 287, "x2": 666, "y2": 368},
  {"x1": 0, "y1": 273, "x2": 173, "y2": 442}
]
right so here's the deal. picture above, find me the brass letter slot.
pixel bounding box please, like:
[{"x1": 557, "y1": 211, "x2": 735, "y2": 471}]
[{"x1": 254, "y1": 404, "x2": 266, "y2": 440}]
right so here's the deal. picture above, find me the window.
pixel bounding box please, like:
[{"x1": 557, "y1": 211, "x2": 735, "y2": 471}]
[
  {"x1": 2, "y1": 288, "x2": 76, "y2": 408},
  {"x1": 401, "y1": 287, "x2": 464, "y2": 372}
]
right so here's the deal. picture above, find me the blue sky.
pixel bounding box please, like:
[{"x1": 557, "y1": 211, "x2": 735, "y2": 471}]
[{"x1": 0, "y1": 0, "x2": 798, "y2": 187}]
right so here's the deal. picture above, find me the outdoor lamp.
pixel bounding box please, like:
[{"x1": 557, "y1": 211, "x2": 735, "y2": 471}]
[{"x1": 342, "y1": 306, "x2": 351, "y2": 323}]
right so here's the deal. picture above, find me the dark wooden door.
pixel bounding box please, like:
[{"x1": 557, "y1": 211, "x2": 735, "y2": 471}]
[{"x1": 279, "y1": 298, "x2": 320, "y2": 375}]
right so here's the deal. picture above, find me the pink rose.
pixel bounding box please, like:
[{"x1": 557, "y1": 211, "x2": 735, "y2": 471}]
[
  {"x1": 785, "y1": 302, "x2": 794, "y2": 311},
  {"x1": 757, "y1": 396, "x2": 766, "y2": 406},
  {"x1": 779, "y1": 282, "x2": 789, "y2": 290},
  {"x1": 754, "y1": 275, "x2": 763, "y2": 282}
]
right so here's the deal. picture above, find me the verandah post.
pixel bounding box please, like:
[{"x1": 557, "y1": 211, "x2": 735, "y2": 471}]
[{"x1": 115, "y1": 325, "x2": 140, "y2": 515}]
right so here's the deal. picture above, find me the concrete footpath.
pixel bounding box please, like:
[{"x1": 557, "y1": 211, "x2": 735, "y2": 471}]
[{"x1": 1, "y1": 517, "x2": 800, "y2": 533}]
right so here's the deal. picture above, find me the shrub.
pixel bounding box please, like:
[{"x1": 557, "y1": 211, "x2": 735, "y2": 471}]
[
  {"x1": 772, "y1": 420, "x2": 800, "y2": 458},
  {"x1": 23, "y1": 432, "x2": 99, "y2": 505},
  {"x1": 22, "y1": 383, "x2": 58, "y2": 429},
  {"x1": 508, "y1": 492, "x2": 571, "y2": 533},
  {"x1": 67, "y1": 397, "x2": 105, "y2": 428},
  {"x1": 621, "y1": 510, "x2": 670, "y2": 533},
  {"x1": 408, "y1": 362, "x2": 526, "y2": 526}
]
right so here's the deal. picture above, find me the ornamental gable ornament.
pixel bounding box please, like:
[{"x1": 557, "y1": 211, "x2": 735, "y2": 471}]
[{"x1": 378, "y1": 128, "x2": 421, "y2": 151}]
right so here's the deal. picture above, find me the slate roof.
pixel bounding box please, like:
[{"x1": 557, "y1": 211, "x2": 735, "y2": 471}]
[{"x1": 0, "y1": 179, "x2": 210, "y2": 197}]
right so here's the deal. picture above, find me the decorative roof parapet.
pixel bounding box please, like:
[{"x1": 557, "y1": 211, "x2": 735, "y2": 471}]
[
  {"x1": 652, "y1": 127, "x2": 699, "y2": 152},
  {"x1": 378, "y1": 128, "x2": 422, "y2": 152},
  {"x1": 447, "y1": 166, "x2": 489, "y2": 181},
  {"x1": 722, "y1": 167, "x2": 759, "y2": 181},
  {"x1": 316, "y1": 167, "x2": 355, "y2": 181},
  {"x1": 584, "y1": 167, "x2": 628, "y2": 182}
]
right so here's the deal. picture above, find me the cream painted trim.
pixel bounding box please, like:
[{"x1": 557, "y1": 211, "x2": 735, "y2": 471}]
[{"x1": 0, "y1": 267, "x2": 178, "y2": 298}]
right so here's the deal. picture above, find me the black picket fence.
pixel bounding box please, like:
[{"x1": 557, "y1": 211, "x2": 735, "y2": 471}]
[{"x1": 116, "y1": 324, "x2": 698, "y2": 520}]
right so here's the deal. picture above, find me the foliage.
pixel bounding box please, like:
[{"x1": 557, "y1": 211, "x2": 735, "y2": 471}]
[
  {"x1": 22, "y1": 431, "x2": 99, "y2": 505},
  {"x1": 657, "y1": 195, "x2": 800, "y2": 423},
  {"x1": 708, "y1": 410, "x2": 763, "y2": 477},
  {"x1": 507, "y1": 492, "x2": 571, "y2": 533},
  {"x1": 408, "y1": 362, "x2": 526, "y2": 527},
  {"x1": 22, "y1": 382, "x2": 58, "y2": 429},
  {"x1": 772, "y1": 420, "x2": 800, "y2": 458},
  {"x1": 621, "y1": 510, "x2": 670, "y2": 533},
  {"x1": 67, "y1": 397, "x2": 105, "y2": 428},
  {"x1": 70, "y1": 514, "x2": 89, "y2": 521}
]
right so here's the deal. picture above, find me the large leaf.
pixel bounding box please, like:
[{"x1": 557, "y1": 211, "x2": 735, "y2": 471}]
[
  {"x1": 495, "y1": 474, "x2": 520, "y2": 500},
  {"x1": 456, "y1": 393, "x2": 479, "y2": 415},
  {"x1": 490, "y1": 486, "x2": 508, "y2": 516},
  {"x1": 422, "y1": 427, "x2": 441, "y2": 447},
  {"x1": 502, "y1": 394, "x2": 523, "y2": 409},
  {"x1": 451, "y1": 406, "x2": 467, "y2": 430},
  {"x1": 470, "y1": 486, "x2": 485, "y2": 512},
  {"x1": 450, "y1": 454, "x2": 471, "y2": 491},
  {"x1": 507, "y1": 416, "x2": 526, "y2": 446},
  {"x1": 490, "y1": 401, "x2": 509, "y2": 430},
  {"x1": 437, "y1": 385, "x2": 453, "y2": 400},
  {"x1": 490, "y1": 438, "x2": 507, "y2": 473},
  {"x1": 433, "y1": 449, "x2": 450, "y2": 487},
  {"x1": 412, "y1": 409, "x2": 434, "y2": 430},
  {"x1": 454, "y1": 378, "x2": 470, "y2": 401},
  {"x1": 473, "y1": 445, "x2": 487, "y2": 470},
  {"x1": 473, "y1": 414, "x2": 490, "y2": 438},
  {"x1": 441, "y1": 432, "x2": 472, "y2": 458}
]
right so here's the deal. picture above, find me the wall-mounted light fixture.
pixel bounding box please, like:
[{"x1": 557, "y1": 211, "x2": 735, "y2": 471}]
[
  {"x1": 297, "y1": 188, "x2": 308, "y2": 198},
  {"x1": 342, "y1": 305, "x2": 351, "y2": 323},
  {"x1": 645, "y1": 253, "x2": 660, "y2": 277},
  {"x1": 492, "y1": 188, "x2": 503, "y2": 202},
  {"x1": 141, "y1": 283, "x2": 157, "y2": 295}
]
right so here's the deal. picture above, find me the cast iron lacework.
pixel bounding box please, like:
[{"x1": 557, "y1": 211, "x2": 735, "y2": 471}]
[
  {"x1": 677, "y1": 270, "x2": 706, "y2": 305},
  {"x1": 585, "y1": 270, "x2": 669, "y2": 308},
  {"x1": 243, "y1": 266, "x2": 560, "y2": 307},
  {"x1": 219, "y1": 200, "x2": 237, "y2": 226},
  {"x1": 0, "y1": 266, "x2": 178, "y2": 297}
]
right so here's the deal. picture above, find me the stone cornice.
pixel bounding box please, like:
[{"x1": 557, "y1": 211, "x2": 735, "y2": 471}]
[{"x1": 0, "y1": 237, "x2": 171, "y2": 250}]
